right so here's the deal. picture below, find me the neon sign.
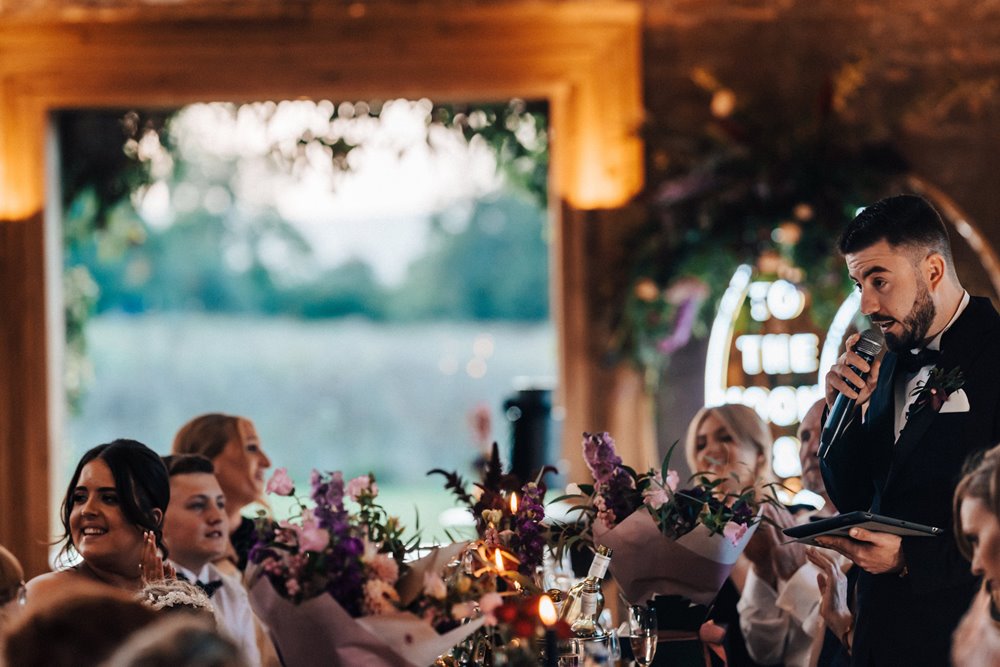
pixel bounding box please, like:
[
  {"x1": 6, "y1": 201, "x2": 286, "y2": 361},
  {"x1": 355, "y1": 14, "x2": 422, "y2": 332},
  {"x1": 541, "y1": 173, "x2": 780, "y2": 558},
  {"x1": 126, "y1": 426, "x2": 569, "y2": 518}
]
[{"x1": 705, "y1": 265, "x2": 860, "y2": 478}]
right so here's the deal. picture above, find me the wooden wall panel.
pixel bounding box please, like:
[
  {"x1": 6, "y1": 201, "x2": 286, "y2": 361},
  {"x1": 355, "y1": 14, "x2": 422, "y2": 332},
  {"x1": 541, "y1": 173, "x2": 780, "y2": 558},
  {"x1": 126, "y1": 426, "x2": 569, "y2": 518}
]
[{"x1": 0, "y1": 214, "x2": 51, "y2": 579}]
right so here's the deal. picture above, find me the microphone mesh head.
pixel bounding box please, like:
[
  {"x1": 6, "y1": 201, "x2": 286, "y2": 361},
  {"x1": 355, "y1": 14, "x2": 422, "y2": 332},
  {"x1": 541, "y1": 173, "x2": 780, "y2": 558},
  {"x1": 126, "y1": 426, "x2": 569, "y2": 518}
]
[{"x1": 855, "y1": 329, "x2": 883, "y2": 358}]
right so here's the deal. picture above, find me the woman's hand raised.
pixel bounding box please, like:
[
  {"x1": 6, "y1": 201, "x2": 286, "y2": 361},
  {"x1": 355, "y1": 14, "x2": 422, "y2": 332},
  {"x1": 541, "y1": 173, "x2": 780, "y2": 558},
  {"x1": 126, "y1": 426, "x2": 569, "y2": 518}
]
[{"x1": 139, "y1": 530, "x2": 175, "y2": 583}]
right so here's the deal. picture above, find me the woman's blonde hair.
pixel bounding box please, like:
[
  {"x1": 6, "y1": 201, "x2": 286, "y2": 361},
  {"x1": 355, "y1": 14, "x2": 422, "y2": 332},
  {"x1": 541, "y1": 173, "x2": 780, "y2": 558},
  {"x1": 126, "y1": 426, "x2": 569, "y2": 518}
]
[
  {"x1": 172, "y1": 413, "x2": 242, "y2": 460},
  {"x1": 685, "y1": 403, "x2": 775, "y2": 485},
  {"x1": 954, "y1": 443, "x2": 1000, "y2": 560}
]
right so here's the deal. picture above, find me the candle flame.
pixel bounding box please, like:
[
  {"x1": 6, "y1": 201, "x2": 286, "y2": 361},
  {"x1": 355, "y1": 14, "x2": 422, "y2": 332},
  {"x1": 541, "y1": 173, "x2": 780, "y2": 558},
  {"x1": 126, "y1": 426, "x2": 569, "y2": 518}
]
[
  {"x1": 494, "y1": 549, "x2": 505, "y2": 572},
  {"x1": 539, "y1": 595, "x2": 558, "y2": 625},
  {"x1": 510, "y1": 492, "x2": 518, "y2": 513}
]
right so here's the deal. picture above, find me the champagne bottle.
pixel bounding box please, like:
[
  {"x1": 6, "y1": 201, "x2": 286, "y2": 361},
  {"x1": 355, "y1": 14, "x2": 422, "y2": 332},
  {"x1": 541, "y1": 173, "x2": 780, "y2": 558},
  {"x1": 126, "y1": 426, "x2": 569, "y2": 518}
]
[
  {"x1": 558, "y1": 544, "x2": 612, "y2": 623},
  {"x1": 570, "y1": 577, "x2": 607, "y2": 639}
]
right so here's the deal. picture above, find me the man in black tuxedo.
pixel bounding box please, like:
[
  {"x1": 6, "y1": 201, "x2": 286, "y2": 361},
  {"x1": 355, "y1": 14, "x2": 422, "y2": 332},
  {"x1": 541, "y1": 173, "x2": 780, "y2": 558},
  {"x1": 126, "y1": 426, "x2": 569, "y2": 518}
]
[{"x1": 818, "y1": 194, "x2": 1000, "y2": 666}]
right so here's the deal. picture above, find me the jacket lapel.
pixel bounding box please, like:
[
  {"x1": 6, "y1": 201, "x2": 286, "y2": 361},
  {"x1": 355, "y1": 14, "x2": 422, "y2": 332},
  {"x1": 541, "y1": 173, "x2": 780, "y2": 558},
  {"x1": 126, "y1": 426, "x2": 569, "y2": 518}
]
[{"x1": 883, "y1": 297, "x2": 995, "y2": 492}]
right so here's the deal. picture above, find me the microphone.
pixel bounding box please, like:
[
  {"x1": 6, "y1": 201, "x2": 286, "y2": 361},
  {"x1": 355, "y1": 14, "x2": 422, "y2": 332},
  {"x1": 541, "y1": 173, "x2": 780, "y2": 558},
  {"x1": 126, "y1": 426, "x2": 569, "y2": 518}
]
[{"x1": 819, "y1": 329, "x2": 883, "y2": 460}]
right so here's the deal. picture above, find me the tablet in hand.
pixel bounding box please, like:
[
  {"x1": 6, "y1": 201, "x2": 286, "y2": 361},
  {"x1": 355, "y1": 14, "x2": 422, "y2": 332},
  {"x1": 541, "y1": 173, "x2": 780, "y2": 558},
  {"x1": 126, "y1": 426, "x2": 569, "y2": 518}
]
[{"x1": 782, "y1": 511, "x2": 943, "y2": 546}]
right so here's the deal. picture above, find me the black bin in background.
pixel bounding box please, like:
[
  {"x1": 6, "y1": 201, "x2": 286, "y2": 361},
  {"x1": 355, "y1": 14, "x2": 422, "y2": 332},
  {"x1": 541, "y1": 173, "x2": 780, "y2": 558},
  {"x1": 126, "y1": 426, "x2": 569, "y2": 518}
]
[{"x1": 503, "y1": 385, "x2": 561, "y2": 487}]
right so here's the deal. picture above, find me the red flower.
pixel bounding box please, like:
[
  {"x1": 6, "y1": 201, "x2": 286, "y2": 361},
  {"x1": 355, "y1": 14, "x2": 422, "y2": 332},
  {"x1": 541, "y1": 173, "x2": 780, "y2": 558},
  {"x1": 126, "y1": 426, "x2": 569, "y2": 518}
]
[{"x1": 512, "y1": 619, "x2": 536, "y2": 638}]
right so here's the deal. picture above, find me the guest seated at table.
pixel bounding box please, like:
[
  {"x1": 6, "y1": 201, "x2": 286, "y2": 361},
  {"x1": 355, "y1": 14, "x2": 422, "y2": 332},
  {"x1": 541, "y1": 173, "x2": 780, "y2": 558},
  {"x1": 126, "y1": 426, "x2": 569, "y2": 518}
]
[
  {"x1": 952, "y1": 444, "x2": 1000, "y2": 667},
  {"x1": 161, "y1": 453, "x2": 268, "y2": 666},
  {"x1": 683, "y1": 403, "x2": 777, "y2": 667},
  {"x1": 737, "y1": 399, "x2": 850, "y2": 667},
  {"x1": 0, "y1": 543, "x2": 26, "y2": 630},
  {"x1": 172, "y1": 413, "x2": 273, "y2": 571},
  {"x1": 27, "y1": 439, "x2": 172, "y2": 598},
  {"x1": 2, "y1": 583, "x2": 158, "y2": 667}
]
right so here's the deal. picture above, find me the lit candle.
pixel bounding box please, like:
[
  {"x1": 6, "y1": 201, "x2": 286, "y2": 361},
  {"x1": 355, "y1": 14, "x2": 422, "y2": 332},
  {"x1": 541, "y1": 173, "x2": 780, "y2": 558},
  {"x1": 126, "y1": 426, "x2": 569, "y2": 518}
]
[
  {"x1": 495, "y1": 549, "x2": 505, "y2": 573},
  {"x1": 539, "y1": 594, "x2": 558, "y2": 667},
  {"x1": 510, "y1": 492, "x2": 518, "y2": 514}
]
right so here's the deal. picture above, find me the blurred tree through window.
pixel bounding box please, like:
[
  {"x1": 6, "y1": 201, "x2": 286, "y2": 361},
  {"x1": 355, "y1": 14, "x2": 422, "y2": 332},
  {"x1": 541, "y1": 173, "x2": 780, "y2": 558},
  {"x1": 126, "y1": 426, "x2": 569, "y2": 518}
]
[{"x1": 59, "y1": 99, "x2": 554, "y2": 539}]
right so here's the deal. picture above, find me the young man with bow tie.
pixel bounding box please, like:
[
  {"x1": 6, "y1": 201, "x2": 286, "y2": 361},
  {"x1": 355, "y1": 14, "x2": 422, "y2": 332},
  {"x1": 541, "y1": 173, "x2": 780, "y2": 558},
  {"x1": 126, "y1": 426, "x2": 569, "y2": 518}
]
[
  {"x1": 161, "y1": 454, "x2": 264, "y2": 666},
  {"x1": 818, "y1": 194, "x2": 1000, "y2": 666}
]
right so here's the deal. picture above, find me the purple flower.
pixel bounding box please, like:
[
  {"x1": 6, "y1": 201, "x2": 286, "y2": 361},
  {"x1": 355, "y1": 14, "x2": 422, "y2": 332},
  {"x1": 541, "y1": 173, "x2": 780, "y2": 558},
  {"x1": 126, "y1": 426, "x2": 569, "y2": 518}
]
[
  {"x1": 582, "y1": 432, "x2": 623, "y2": 484},
  {"x1": 512, "y1": 482, "x2": 546, "y2": 574}
]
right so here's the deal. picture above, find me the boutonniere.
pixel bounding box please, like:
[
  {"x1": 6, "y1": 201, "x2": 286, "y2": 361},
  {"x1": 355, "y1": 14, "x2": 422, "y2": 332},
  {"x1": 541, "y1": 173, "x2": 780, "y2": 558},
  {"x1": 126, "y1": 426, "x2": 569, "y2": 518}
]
[{"x1": 907, "y1": 365, "x2": 965, "y2": 419}]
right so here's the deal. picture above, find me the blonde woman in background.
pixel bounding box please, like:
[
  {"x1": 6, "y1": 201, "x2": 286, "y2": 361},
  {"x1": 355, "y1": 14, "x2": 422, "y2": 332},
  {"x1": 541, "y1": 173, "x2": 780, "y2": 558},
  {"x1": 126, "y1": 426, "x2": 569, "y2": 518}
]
[
  {"x1": 172, "y1": 413, "x2": 272, "y2": 572},
  {"x1": 681, "y1": 404, "x2": 776, "y2": 666},
  {"x1": 684, "y1": 403, "x2": 775, "y2": 499},
  {"x1": 951, "y1": 444, "x2": 1000, "y2": 667},
  {"x1": 172, "y1": 414, "x2": 280, "y2": 667}
]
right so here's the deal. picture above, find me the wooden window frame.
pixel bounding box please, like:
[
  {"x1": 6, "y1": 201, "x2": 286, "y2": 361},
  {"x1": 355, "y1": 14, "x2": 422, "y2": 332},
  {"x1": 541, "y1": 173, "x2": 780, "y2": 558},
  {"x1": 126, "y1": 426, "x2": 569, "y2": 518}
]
[{"x1": 0, "y1": 1, "x2": 643, "y2": 574}]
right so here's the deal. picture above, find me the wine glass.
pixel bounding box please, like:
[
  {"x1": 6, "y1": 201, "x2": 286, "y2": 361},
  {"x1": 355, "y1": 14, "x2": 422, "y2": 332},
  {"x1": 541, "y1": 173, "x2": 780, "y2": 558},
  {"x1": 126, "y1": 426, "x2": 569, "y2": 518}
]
[{"x1": 628, "y1": 605, "x2": 658, "y2": 666}]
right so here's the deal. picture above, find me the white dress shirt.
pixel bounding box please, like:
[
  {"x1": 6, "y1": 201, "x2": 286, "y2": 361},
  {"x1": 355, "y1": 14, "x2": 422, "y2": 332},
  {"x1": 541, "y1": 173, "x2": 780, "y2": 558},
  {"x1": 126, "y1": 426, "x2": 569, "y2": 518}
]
[
  {"x1": 738, "y1": 561, "x2": 823, "y2": 667},
  {"x1": 173, "y1": 561, "x2": 262, "y2": 667},
  {"x1": 893, "y1": 291, "x2": 970, "y2": 441}
]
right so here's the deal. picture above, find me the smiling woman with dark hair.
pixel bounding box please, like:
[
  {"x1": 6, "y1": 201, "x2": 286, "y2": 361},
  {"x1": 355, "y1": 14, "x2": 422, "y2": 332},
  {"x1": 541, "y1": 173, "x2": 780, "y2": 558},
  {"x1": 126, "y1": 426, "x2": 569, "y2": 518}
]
[{"x1": 27, "y1": 439, "x2": 173, "y2": 596}]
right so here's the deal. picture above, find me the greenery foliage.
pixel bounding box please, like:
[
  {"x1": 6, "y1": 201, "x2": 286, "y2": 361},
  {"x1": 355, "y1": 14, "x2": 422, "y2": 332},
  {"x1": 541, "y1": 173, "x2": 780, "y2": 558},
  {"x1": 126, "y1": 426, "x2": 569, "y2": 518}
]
[
  {"x1": 612, "y1": 64, "x2": 910, "y2": 383},
  {"x1": 59, "y1": 100, "x2": 550, "y2": 411}
]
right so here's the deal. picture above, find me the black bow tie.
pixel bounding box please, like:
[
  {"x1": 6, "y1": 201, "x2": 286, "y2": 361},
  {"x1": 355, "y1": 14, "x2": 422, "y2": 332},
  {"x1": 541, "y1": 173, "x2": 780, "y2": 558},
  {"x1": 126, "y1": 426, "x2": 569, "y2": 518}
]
[
  {"x1": 897, "y1": 348, "x2": 941, "y2": 374},
  {"x1": 195, "y1": 579, "x2": 223, "y2": 598},
  {"x1": 177, "y1": 572, "x2": 223, "y2": 598}
]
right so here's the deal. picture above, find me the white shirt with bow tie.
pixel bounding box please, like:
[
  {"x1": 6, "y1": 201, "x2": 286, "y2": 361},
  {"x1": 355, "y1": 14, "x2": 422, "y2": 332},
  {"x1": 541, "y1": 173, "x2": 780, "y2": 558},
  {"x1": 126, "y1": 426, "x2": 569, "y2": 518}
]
[{"x1": 171, "y1": 561, "x2": 262, "y2": 667}]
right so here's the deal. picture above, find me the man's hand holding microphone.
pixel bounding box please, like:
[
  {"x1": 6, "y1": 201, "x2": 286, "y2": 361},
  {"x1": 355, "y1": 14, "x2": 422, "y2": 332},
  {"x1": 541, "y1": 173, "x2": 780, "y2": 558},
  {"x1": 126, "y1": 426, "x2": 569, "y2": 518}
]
[{"x1": 816, "y1": 330, "x2": 904, "y2": 575}]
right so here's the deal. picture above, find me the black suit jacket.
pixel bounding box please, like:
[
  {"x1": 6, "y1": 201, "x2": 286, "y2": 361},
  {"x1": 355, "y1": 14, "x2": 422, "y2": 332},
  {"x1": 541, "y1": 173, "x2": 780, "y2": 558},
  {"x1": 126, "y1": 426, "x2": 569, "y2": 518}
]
[{"x1": 820, "y1": 296, "x2": 1000, "y2": 667}]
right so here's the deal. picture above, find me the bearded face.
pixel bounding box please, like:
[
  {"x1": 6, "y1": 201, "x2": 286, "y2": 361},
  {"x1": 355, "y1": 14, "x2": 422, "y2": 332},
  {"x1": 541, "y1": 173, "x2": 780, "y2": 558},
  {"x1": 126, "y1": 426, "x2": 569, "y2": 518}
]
[{"x1": 873, "y1": 276, "x2": 937, "y2": 352}]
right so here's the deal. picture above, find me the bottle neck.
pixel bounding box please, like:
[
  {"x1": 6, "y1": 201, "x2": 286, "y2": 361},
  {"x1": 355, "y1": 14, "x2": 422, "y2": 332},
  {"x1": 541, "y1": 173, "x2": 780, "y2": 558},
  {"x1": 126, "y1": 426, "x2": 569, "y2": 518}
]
[{"x1": 587, "y1": 553, "x2": 610, "y2": 581}]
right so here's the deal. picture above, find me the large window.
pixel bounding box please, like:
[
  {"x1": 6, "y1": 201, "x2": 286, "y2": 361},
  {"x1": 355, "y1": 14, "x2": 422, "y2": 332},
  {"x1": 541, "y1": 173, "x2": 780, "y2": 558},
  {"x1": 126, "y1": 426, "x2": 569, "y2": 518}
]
[{"x1": 60, "y1": 99, "x2": 554, "y2": 539}]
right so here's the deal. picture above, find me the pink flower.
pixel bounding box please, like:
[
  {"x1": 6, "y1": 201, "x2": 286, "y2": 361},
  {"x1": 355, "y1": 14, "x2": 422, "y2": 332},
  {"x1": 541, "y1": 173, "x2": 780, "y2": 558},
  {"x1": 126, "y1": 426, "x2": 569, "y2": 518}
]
[
  {"x1": 723, "y1": 521, "x2": 748, "y2": 546},
  {"x1": 346, "y1": 474, "x2": 378, "y2": 501},
  {"x1": 479, "y1": 592, "x2": 503, "y2": 626},
  {"x1": 363, "y1": 578, "x2": 400, "y2": 615},
  {"x1": 362, "y1": 539, "x2": 400, "y2": 584},
  {"x1": 298, "y1": 525, "x2": 330, "y2": 552},
  {"x1": 265, "y1": 468, "x2": 295, "y2": 496},
  {"x1": 643, "y1": 485, "x2": 669, "y2": 510},
  {"x1": 642, "y1": 469, "x2": 681, "y2": 510}
]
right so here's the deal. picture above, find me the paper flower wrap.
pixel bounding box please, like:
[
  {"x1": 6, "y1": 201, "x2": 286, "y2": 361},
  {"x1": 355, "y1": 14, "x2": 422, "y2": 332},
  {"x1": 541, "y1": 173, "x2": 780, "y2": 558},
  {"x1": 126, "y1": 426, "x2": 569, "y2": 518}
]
[
  {"x1": 248, "y1": 542, "x2": 485, "y2": 667},
  {"x1": 593, "y1": 508, "x2": 758, "y2": 606}
]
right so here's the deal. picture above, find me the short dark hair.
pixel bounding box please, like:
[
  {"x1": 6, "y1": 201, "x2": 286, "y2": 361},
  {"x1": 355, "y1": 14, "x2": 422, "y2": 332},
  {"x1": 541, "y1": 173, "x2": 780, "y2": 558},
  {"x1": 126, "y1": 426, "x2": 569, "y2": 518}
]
[
  {"x1": 162, "y1": 454, "x2": 215, "y2": 477},
  {"x1": 58, "y1": 439, "x2": 170, "y2": 564},
  {"x1": 838, "y1": 194, "x2": 953, "y2": 266}
]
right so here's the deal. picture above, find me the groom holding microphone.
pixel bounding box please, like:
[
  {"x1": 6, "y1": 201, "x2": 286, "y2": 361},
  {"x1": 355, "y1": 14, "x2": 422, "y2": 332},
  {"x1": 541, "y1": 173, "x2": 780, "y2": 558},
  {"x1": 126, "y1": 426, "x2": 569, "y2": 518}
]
[{"x1": 816, "y1": 194, "x2": 1000, "y2": 666}]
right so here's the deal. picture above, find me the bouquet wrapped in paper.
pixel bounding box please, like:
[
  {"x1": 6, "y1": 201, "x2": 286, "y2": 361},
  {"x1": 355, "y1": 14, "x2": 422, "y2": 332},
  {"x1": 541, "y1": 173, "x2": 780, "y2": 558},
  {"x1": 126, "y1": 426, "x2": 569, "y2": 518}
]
[
  {"x1": 559, "y1": 433, "x2": 767, "y2": 607},
  {"x1": 247, "y1": 470, "x2": 495, "y2": 667}
]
